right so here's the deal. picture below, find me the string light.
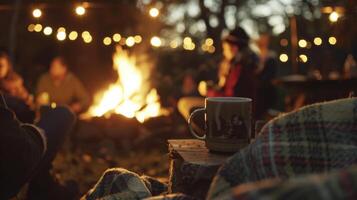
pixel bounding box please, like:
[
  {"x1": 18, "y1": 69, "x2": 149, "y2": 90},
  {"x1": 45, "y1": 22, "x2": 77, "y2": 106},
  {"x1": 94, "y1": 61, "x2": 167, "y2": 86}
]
[
  {"x1": 27, "y1": 24, "x2": 35, "y2": 32},
  {"x1": 314, "y1": 37, "x2": 322, "y2": 46},
  {"x1": 207, "y1": 46, "x2": 215, "y2": 53},
  {"x1": 183, "y1": 37, "x2": 192, "y2": 44},
  {"x1": 34, "y1": 24, "x2": 43, "y2": 32},
  {"x1": 298, "y1": 39, "x2": 307, "y2": 48},
  {"x1": 149, "y1": 8, "x2": 159, "y2": 17},
  {"x1": 134, "y1": 35, "x2": 142, "y2": 43},
  {"x1": 56, "y1": 31, "x2": 66, "y2": 41},
  {"x1": 32, "y1": 8, "x2": 42, "y2": 18},
  {"x1": 184, "y1": 43, "x2": 195, "y2": 51},
  {"x1": 170, "y1": 40, "x2": 178, "y2": 49},
  {"x1": 201, "y1": 44, "x2": 209, "y2": 51},
  {"x1": 81, "y1": 31, "x2": 90, "y2": 38},
  {"x1": 183, "y1": 37, "x2": 195, "y2": 50},
  {"x1": 279, "y1": 54, "x2": 288, "y2": 62},
  {"x1": 75, "y1": 6, "x2": 86, "y2": 16},
  {"x1": 69, "y1": 31, "x2": 78, "y2": 40},
  {"x1": 83, "y1": 35, "x2": 92, "y2": 43},
  {"x1": 150, "y1": 36, "x2": 162, "y2": 47},
  {"x1": 43, "y1": 26, "x2": 53, "y2": 35},
  {"x1": 57, "y1": 27, "x2": 66, "y2": 32},
  {"x1": 299, "y1": 54, "x2": 308, "y2": 63},
  {"x1": 126, "y1": 36, "x2": 135, "y2": 47},
  {"x1": 329, "y1": 36, "x2": 337, "y2": 45},
  {"x1": 329, "y1": 11, "x2": 339, "y2": 23},
  {"x1": 205, "y1": 38, "x2": 214, "y2": 46},
  {"x1": 280, "y1": 38, "x2": 288, "y2": 46},
  {"x1": 103, "y1": 37, "x2": 112, "y2": 46},
  {"x1": 113, "y1": 33, "x2": 121, "y2": 42},
  {"x1": 51, "y1": 102, "x2": 57, "y2": 109}
]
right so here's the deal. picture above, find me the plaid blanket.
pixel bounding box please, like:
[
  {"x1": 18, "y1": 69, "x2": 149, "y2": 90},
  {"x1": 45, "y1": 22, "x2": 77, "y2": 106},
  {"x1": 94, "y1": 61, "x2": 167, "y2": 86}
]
[
  {"x1": 82, "y1": 168, "x2": 193, "y2": 200},
  {"x1": 208, "y1": 97, "x2": 357, "y2": 199},
  {"x1": 82, "y1": 168, "x2": 170, "y2": 200},
  {"x1": 217, "y1": 164, "x2": 357, "y2": 200}
]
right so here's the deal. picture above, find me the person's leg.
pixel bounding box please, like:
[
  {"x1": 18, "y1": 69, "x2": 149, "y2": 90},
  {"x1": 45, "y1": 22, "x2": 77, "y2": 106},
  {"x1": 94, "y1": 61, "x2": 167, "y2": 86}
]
[
  {"x1": 27, "y1": 106, "x2": 77, "y2": 200},
  {"x1": 36, "y1": 106, "x2": 76, "y2": 165}
]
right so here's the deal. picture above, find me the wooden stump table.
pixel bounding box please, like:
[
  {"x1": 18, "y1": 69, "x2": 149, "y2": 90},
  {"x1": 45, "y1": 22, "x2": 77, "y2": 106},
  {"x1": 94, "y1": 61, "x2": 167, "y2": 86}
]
[{"x1": 168, "y1": 139, "x2": 233, "y2": 199}]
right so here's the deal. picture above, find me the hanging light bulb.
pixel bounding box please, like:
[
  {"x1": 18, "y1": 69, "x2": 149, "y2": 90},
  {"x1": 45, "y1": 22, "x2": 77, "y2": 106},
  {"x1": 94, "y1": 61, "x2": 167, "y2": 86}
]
[
  {"x1": 149, "y1": 8, "x2": 159, "y2": 17},
  {"x1": 329, "y1": 11, "x2": 339, "y2": 23},
  {"x1": 150, "y1": 36, "x2": 162, "y2": 47},
  {"x1": 32, "y1": 8, "x2": 42, "y2": 18},
  {"x1": 75, "y1": 6, "x2": 86, "y2": 16},
  {"x1": 43, "y1": 27, "x2": 53, "y2": 36}
]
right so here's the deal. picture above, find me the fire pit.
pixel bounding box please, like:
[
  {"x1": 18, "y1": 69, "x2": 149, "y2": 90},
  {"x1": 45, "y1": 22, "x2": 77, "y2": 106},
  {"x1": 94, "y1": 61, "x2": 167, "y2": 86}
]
[
  {"x1": 77, "y1": 47, "x2": 174, "y2": 146},
  {"x1": 82, "y1": 46, "x2": 168, "y2": 123}
]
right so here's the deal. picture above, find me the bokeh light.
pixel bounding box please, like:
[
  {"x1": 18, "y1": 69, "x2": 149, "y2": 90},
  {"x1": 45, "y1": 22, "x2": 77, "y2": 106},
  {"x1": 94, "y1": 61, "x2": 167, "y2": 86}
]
[
  {"x1": 299, "y1": 54, "x2": 308, "y2": 63},
  {"x1": 69, "y1": 31, "x2": 78, "y2": 40},
  {"x1": 82, "y1": 31, "x2": 90, "y2": 38},
  {"x1": 58, "y1": 27, "x2": 66, "y2": 33},
  {"x1": 34, "y1": 24, "x2": 43, "y2": 32},
  {"x1": 149, "y1": 8, "x2": 159, "y2": 17},
  {"x1": 134, "y1": 35, "x2": 142, "y2": 43},
  {"x1": 126, "y1": 36, "x2": 135, "y2": 47},
  {"x1": 170, "y1": 40, "x2": 178, "y2": 49},
  {"x1": 279, "y1": 54, "x2": 288, "y2": 62},
  {"x1": 205, "y1": 38, "x2": 214, "y2": 46},
  {"x1": 280, "y1": 38, "x2": 288, "y2": 46},
  {"x1": 56, "y1": 31, "x2": 66, "y2": 41},
  {"x1": 75, "y1": 6, "x2": 86, "y2": 16},
  {"x1": 207, "y1": 46, "x2": 215, "y2": 53},
  {"x1": 329, "y1": 36, "x2": 337, "y2": 45},
  {"x1": 201, "y1": 44, "x2": 208, "y2": 51},
  {"x1": 183, "y1": 37, "x2": 195, "y2": 50},
  {"x1": 103, "y1": 37, "x2": 112, "y2": 46},
  {"x1": 27, "y1": 24, "x2": 35, "y2": 32},
  {"x1": 298, "y1": 39, "x2": 307, "y2": 48},
  {"x1": 150, "y1": 36, "x2": 162, "y2": 47},
  {"x1": 113, "y1": 33, "x2": 121, "y2": 42},
  {"x1": 32, "y1": 8, "x2": 42, "y2": 18},
  {"x1": 329, "y1": 11, "x2": 339, "y2": 23},
  {"x1": 83, "y1": 35, "x2": 92, "y2": 43},
  {"x1": 313, "y1": 37, "x2": 322, "y2": 46},
  {"x1": 43, "y1": 27, "x2": 53, "y2": 35}
]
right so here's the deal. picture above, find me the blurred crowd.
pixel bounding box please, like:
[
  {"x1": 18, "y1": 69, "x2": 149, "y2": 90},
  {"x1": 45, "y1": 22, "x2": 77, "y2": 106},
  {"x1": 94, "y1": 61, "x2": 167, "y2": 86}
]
[{"x1": 0, "y1": 52, "x2": 90, "y2": 122}]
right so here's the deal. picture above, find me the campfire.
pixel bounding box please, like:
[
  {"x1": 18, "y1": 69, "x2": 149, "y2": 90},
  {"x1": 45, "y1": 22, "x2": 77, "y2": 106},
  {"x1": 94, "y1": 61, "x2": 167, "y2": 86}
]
[{"x1": 86, "y1": 46, "x2": 164, "y2": 123}]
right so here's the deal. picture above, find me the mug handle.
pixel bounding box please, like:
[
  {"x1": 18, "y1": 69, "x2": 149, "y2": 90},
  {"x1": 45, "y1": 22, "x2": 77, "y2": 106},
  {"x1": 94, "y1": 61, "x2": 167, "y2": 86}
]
[{"x1": 188, "y1": 108, "x2": 206, "y2": 140}]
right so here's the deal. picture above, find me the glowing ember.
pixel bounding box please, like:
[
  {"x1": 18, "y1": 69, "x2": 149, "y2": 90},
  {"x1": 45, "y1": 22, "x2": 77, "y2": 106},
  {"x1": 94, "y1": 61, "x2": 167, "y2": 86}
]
[{"x1": 87, "y1": 47, "x2": 163, "y2": 122}]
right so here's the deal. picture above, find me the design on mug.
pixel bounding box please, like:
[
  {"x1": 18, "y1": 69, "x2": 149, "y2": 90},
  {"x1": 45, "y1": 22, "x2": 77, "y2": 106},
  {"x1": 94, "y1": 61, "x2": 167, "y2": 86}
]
[{"x1": 214, "y1": 114, "x2": 248, "y2": 139}]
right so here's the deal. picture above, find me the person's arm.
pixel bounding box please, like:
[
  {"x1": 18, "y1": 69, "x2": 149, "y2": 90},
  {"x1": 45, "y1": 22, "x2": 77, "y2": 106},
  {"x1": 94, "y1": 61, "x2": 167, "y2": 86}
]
[
  {"x1": 0, "y1": 105, "x2": 46, "y2": 199},
  {"x1": 36, "y1": 75, "x2": 50, "y2": 106}
]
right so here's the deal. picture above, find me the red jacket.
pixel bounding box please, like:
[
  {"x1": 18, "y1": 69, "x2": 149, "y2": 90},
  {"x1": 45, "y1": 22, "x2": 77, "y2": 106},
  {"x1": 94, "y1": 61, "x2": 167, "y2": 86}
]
[{"x1": 207, "y1": 62, "x2": 257, "y2": 100}]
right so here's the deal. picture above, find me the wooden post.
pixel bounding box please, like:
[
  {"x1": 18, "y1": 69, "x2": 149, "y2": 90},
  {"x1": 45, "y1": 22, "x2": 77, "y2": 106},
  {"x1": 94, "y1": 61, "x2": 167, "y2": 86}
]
[
  {"x1": 290, "y1": 16, "x2": 298, "y2": 74},
  {"x1": 168, "y1": 139, "x2": 232, "y2": 199}
]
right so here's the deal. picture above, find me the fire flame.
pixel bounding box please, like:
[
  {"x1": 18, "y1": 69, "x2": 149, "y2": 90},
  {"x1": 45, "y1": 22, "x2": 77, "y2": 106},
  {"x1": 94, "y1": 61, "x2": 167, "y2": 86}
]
[{"x1": 88, "y1": 47, "x2": 162, "y2": 123}]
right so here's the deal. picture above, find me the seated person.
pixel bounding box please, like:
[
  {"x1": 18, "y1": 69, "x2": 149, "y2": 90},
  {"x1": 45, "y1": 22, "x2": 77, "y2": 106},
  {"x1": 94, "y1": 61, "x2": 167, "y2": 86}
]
[
  {"x1": 36, "y1": 56, "x2": 90, "y2": 114},
  {"x1": 178, "y1": 27, "x2": 257, "y2": 120},
  {"x1": 0, "y1": 93, "x2": 77, "y2": 200},
  {"x1": 0, "y1": 51, "x2": 34, "y2": 122}
]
